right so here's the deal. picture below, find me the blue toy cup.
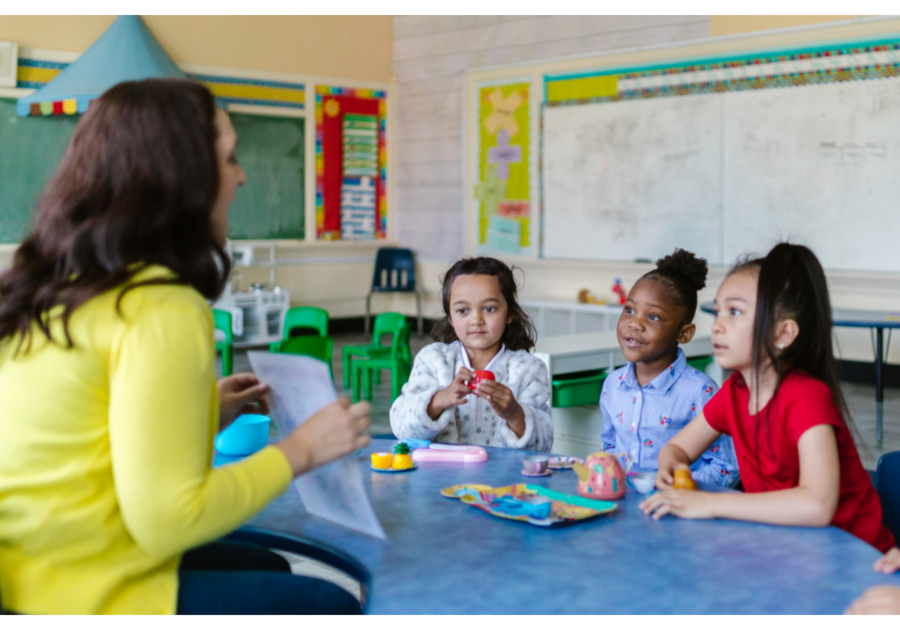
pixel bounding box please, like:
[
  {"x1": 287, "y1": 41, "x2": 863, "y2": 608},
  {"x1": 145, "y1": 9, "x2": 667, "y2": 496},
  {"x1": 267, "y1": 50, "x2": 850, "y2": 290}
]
[{"x1": 215, "y1": 414, "x2": 271, "y2": 456}]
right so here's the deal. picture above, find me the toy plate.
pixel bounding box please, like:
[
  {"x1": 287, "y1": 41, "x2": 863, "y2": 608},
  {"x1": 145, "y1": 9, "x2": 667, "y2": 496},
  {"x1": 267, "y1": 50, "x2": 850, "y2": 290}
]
[
  {"x1": 521, "y1": 468, "x2": 553, "y2": 477},
  {"x1": 370, "y1": 463, "x2": 418, "y2": 474},
  {"x1": 547, "y1": 456, "x2": 584, "y2": 470},
  {"x1": 441, "y1": 483, "x2": 616, "y2": 527}
]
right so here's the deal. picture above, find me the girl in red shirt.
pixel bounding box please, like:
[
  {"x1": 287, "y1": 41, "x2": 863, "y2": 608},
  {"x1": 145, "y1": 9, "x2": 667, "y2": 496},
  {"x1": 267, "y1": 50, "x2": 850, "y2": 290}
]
[{"x1": 640, "y1": 243, "x2": 896, "y2": 555}]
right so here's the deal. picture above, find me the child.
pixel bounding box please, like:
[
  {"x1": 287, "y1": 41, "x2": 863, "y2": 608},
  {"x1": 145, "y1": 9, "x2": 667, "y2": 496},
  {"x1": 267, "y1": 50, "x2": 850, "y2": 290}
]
[
  {"x1": 641, "y1": 243, "x2": 896, "y2": 555},
  {"x1": 390, "y1": 257, "x2": 553, "y2": 451},
  {"x1": 600, "y1": 249, "x2": 739, "y2": 487}
]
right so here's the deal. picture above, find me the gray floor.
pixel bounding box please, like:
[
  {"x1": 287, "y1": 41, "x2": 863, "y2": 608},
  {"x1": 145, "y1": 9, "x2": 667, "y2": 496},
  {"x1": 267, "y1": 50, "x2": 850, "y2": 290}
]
[{"x1": 224, "y1": 332, "x2": 900, "y2": 598}]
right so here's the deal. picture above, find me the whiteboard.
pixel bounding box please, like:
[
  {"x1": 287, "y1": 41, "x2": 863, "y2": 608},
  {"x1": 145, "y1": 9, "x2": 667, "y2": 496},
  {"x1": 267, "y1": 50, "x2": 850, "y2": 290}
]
[
  {"x1": 541, "y1": 75, "x2": 900, "y2": 272},
  {"x1": 723, "y1": 80, "x2": 900, "y2": 271},
  {"x1": 542, "y1": 95, "x2": 722, "y2": 263}
]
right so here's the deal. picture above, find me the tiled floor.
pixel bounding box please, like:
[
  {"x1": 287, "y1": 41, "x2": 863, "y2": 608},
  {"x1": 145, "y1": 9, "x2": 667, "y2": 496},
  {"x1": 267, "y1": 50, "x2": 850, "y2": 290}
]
[{"x1": 224, "y1": 332, "x2": 900, "y2": 599}]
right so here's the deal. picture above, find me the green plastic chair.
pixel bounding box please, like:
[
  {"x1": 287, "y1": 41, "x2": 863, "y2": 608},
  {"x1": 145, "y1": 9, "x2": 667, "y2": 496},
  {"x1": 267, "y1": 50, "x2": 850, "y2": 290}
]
[
  {"x1": 342, "y1": 313, "x2": 408, "y2": 389},
  {"x1": 272, "y1": 335, "x2": 335, "y2": 380},
  {"x1": 352, "y1": 321, "x2": 413, "y2": 404},
  {"x1": 212, "y1": 309, "x2": 234, "y2": 377},
  {"x1": 269, "y1": 306, "x2": 330, "y2": 352}
]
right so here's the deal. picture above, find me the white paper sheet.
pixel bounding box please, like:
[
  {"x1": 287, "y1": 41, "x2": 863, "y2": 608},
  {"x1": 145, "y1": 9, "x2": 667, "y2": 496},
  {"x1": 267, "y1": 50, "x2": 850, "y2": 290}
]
[{"x1": 248, "y1": 351, "x2": 385, "y2": 539}]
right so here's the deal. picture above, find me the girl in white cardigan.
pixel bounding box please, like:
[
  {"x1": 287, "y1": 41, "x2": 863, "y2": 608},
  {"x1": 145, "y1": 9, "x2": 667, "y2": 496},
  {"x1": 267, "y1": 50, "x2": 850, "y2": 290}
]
[{"x1": 390, "y1": 257, "x2": 553, "y2": 452}]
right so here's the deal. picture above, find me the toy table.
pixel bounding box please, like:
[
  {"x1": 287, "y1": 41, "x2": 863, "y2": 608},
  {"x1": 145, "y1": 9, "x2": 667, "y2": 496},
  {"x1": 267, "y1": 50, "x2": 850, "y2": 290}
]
[
  {"x1": 248, "y1": 439, "x2": 900, "y2": 614},
  {"x1": 701, "y1": 302, "x2": 900, "y2": 444}
]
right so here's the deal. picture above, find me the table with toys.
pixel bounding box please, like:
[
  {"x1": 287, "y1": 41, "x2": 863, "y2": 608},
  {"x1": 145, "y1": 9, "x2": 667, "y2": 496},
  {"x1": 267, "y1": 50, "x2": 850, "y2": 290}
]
[{"x1": 249, "y1": 438, "x2": 900, "y2": 614}]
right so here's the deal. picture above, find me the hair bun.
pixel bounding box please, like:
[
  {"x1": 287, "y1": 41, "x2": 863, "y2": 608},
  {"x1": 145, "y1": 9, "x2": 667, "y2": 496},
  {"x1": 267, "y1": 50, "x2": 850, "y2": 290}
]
[{"x1": 655, "y1": 248, "x2": 708, "y2": 292}]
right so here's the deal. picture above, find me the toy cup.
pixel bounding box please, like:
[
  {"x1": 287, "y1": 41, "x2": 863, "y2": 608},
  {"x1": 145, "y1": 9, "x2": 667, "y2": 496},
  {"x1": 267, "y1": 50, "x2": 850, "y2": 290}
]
[
  {"x1": 627, "y1": 471, "x2": 657, "y2": 494},
  {"x1": 573, "y1": 452, "x2": 632, "y2": 500},
  {"x1": 467, "y1": 370, "x2": 495, "y2": 390},
  {"x1": 523, "y1": 455, "x2": 549, "y2": 474}
]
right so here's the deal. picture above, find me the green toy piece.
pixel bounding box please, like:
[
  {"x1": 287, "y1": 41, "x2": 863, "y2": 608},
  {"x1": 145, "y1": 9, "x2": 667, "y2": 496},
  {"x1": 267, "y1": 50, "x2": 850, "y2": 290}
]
[{"x1": 394, "y1": 442, "x2": 410, "y2": 455}]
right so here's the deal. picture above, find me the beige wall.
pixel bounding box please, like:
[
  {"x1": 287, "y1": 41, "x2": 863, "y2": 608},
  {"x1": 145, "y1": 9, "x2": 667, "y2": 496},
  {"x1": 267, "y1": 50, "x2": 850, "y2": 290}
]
[
  {"x1": 710, "y1": 16, "x2": 858, "y2": 37},
  {"x1": 0, "y1": 16, "x2": 393, "y2": 81}
]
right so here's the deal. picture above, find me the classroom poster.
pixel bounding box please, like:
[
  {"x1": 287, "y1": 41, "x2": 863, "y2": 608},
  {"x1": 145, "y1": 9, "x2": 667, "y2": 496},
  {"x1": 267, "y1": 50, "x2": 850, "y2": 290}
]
[{"x1": 476, "y1": 82, "x2": 531, "y2": 255}]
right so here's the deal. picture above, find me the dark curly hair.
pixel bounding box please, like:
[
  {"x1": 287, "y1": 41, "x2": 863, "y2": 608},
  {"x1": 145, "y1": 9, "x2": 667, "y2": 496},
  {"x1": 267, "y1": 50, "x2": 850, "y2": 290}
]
[
  {"x1": 0, "y1": 79, "x2": 229, "y2": 353},
  {"x1": 431, "y1": 257, "x2": 536, "y2": 352},
  {"x1": 638, "y1": 248, "x2": 708, "y2": 326}
]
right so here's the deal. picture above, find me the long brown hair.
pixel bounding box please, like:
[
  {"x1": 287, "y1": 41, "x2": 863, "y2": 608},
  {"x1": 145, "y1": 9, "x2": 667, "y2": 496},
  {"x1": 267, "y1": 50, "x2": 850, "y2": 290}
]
[
  {"x1": 431, "y1": 257, "x2": 536, "y2": 352},
  {"x1": 0, "y1": 79, "x2": 229, "y2": 352}
]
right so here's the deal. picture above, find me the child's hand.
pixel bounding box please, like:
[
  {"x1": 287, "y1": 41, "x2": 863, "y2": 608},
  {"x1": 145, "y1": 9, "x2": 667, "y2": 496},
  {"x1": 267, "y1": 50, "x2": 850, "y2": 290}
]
[
  {"x1": 875, "y1": 547, "x2": 900, "y2": 574},
  {"x1": 655, "y1": 452, "x2": 690, "y2": 490},
  {"x1": 475, "y1": 380, "x2": 526, "y2": 437},
  {"x1": 427, "y1": 367, "x2": 473, "y2": 419},
  {"x1": 846, "y1": 585, "x2": 900, "y2": 614},
  {"x1": 639, "y1": 489, "x2": 718, "y2": 520}
]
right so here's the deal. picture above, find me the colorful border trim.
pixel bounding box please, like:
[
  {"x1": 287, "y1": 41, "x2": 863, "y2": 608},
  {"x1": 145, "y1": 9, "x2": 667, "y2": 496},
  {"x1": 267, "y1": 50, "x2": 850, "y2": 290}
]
[
  {"x1": 315, "y1": 85, "x2": 388, "y2": 240},
  {"x1": 545, "y1": 35, "x2": 900, "y2": 106}
]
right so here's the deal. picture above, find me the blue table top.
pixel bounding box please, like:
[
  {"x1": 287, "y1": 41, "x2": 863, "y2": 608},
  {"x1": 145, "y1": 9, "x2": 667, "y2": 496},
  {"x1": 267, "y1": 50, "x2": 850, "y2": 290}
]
[
  {"x1": 701, "y1": 301, "x2": 900, "y2": 329},
  {"x1": 249, "y1": 439, "x2": 900, "y2": 614}
]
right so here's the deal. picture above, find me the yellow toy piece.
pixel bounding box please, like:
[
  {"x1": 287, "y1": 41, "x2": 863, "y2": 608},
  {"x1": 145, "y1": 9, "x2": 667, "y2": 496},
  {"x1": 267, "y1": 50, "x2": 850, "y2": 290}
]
[
  {"x1": 391, "y1": 442, "x2": 414, "y2": 470},
  {"x1": 371, "y1": 452, "x2": 393, "y2": 469}
]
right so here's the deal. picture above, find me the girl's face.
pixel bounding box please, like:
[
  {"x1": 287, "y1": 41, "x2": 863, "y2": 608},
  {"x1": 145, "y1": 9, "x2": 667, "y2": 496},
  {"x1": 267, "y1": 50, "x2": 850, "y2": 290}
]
[
  {"x1": 211, "y1": 108, "x2": 246, "y2": 247},
  {"x1": 711, "y1": 270, "x2": 759, "y2": 371},
  {"x1": 617, "y1": 278, "x2": 690, "y2": 365},
  {"x1": 448, "y1": 274, "x2": 512, "y2": 352}
]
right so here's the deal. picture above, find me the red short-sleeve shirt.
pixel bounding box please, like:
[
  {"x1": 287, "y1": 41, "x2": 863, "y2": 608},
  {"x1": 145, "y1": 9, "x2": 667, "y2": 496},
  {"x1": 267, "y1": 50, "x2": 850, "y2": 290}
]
[{"x1": 704, "y1": 370, "x2": 894, "y2": 552}]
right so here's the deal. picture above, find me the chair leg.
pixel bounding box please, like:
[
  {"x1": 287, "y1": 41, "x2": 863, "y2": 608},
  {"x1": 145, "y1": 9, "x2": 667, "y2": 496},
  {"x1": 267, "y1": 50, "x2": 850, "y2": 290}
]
[
  {"x1": 362, "y1": 367, "x2": 373, "y2": 401},
  {"x1": 373, "y1": 366, "x2": 381, "y2": 385},
  {"x1": 342, "y1": 346, "x2": 352, "y2": 390},
  {"x1": 352, "y1": 364, "x2": 362, "y2": 404},
  {"x1": 223, "y1": 345, "x2": 234, "y2": 377},
  {"x1": 391, "y1": 363, "x2": 402, "y2": 402},
  {"x1": 365, "y1": 293, "x2": 372, "y2": 340},
  {"x1": 416, "y1": 291, "x2": 423, "y2": 335}
]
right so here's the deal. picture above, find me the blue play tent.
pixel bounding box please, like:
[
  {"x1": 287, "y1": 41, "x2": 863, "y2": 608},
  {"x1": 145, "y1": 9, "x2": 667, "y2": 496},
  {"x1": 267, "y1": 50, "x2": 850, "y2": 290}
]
[{"x1": 16, "y1": 16, "x2": 185, "y2": 117}]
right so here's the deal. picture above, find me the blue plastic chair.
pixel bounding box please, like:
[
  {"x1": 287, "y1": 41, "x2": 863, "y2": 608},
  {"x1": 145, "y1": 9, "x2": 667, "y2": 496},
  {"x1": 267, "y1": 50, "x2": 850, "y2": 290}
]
[
  {"x1": 365, "y1": 248, "x2": 422, "y2": 337},
  {"x1": 875, "y1": 451, "x2": 900, "y2": 540}
]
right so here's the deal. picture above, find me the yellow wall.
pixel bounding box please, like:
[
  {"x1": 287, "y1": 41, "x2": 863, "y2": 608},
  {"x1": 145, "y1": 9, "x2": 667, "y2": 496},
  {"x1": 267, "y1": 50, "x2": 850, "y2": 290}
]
[
  {"x1": 710, "y1": 16, "x2": 858, "y2": 37},
  {"x1": 0, "y1": 16, "x2": 393, "y2": 81}
]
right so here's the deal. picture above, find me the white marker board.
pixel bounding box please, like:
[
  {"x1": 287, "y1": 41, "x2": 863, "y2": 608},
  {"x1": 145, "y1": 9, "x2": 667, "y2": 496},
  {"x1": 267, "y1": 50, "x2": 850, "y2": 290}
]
[{"x1": 541, "y1": 76, "x2": 900, "y2": 271}]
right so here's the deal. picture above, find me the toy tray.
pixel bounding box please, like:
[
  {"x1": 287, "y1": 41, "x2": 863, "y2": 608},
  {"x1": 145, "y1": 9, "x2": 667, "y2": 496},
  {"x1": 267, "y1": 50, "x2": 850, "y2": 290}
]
[
  {"x1": 413, "y1": 444, "x2": 487, "y2": 463},
  {"x1": 441, "y1": 483, "x2": 616, "y2": 527}
]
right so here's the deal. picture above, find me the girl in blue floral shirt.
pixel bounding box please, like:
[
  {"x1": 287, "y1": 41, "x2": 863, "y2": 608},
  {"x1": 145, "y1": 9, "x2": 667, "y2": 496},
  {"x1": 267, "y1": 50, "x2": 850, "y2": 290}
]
[{"x1": 600, "y1": 249, "x2": 739, "y2": 487}]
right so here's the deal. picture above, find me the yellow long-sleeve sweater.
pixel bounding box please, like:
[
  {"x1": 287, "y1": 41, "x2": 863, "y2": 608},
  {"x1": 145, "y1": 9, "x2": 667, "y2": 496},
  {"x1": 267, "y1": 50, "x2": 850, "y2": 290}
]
[{"x1": 0, "y1": 266, "x2": 292, "y2": 614}]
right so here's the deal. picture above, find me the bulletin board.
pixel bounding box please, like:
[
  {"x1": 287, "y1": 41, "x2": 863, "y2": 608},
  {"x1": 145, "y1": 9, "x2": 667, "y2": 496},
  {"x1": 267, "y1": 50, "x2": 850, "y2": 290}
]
[
  {"x1": 315, "y1": 85, "x2": 388, "y2": 241},
  {"x1": 474, "y1": 81, "x2": 532, "y2": 257}
]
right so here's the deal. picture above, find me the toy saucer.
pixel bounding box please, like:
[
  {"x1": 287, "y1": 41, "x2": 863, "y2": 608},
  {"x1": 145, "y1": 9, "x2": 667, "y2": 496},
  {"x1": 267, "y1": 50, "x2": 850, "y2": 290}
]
[
  {"x1": 371, "y1": 463, "x2": 418, "y2": 474},
  {"x1": 547, "y1": 456, "x2": 584, "y2": 470},
  {"x1": 521, "y1": 468, "x2": 553, "y2": 477}
]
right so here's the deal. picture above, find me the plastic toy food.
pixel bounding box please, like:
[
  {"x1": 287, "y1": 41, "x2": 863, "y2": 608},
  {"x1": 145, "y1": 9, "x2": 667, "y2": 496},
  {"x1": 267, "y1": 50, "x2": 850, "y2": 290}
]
[
  {"x1": 371, "y1": 452, "x2": 393, "y2": 470},
  {"x1": 467, "y1": 370, "x2": 495, "y2": 390},
  {"x1": 573, "y1": 451, "x2": 631, "y2": 500},
  {"x1": 392, "y1": 443, "x2": 414, "y2": 470},
  {"x1": 672, "y1": 468, "x2": 696, "y2": 490}
]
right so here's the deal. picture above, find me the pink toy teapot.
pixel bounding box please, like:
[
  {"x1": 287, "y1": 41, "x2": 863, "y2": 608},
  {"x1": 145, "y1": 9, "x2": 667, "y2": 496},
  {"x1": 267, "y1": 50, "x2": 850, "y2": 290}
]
[{"x1": 573, "y1": 452, "x2": 632, "y2": 500}]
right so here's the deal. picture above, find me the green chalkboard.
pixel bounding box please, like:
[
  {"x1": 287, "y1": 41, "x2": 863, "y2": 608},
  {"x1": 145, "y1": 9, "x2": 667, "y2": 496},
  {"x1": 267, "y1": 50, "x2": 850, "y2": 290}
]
[
  {"x1": 227, "y1": 112, "x2": 305, "y2": 240},
  {"x1": 0, "y1": 98, "x2": 79, "y2": 243},
  {"x1": 0, "y1": 101, "x2": 304, "y2": 243}
]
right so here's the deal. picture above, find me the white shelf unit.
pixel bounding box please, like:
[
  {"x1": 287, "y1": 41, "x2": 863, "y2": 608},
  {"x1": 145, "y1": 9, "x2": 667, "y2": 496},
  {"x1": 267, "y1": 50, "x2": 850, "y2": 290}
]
[{"x1": 521, "y1": 300, "x2": 624, "y2": 338}]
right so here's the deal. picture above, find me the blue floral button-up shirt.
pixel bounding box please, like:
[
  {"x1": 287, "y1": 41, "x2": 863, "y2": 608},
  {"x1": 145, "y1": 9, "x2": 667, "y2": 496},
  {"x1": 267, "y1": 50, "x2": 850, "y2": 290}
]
[{"x1": 600, "y1": 349, "x2": 739, "y2": 487}]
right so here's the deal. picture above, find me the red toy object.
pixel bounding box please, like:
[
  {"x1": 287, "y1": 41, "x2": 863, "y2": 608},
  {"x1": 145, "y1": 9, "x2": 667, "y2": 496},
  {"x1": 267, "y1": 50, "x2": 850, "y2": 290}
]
[
  {"x1": 612, "y1": 278, "x2": 628, "y2": 305},
  {"x1": 467, "y1": 370, "x2": 496, "y2": 389}
]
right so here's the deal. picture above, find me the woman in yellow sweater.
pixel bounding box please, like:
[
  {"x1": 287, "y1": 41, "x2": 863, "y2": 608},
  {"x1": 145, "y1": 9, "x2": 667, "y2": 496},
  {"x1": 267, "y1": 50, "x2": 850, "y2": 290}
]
[{"x1": 0, "y1": 79, "x2": 370, "y2": 614}]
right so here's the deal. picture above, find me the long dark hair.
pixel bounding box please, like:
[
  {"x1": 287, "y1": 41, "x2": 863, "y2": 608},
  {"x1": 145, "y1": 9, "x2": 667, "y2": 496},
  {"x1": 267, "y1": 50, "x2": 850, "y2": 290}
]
[
  {"x1": 731, "y1": 243, "x2": 857, "y2": 439},
  {"x1": 0, "y1": 79, "x2": 229, "y2": 352},
  {"x1": 640, "y1": 248, "x2": 708, "y2": 325},
  {"x1": 431, "y1": 257, "x2": 536, "y2": 352}
]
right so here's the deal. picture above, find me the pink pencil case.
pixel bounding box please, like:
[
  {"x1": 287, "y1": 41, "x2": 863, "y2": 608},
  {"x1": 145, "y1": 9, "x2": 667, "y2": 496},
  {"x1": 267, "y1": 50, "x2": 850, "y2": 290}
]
[{"x1": 412, "y1": 444, "x2": 488, "y2": 463}]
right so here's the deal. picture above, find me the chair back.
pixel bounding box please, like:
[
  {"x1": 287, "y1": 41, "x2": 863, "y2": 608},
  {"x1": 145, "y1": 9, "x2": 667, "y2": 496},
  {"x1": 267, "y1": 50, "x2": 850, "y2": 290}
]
[
  {"x1": 283, "y1": 306, "x2": 329, "y2": 339},
  {"x1": 391, "y1": 320, "x2": 413, "y2": 363},
  {"x1": 372, "y1": 313, "x2": 407, "y2": 348},
  {"x1": 212, "y1": 309, "x2": 233, "y2": 344},
  {"x1": 371, "y1": 248, "x2": 417, "y2": 293},
  {"x1": 876, "y1": 451, "x2": 900, "y2": 540},
  {"x1": 275, "y1": 335, "x2": 334, "y2": 366}
]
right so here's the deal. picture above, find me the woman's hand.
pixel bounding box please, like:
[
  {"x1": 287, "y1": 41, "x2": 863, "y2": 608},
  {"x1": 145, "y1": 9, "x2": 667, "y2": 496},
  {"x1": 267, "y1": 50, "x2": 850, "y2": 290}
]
[
  {"x1": 275, "y1": 398, "x2": 371, "y2": 477},
  {"x1": 875, "y1": 547, "x2": 900, "y2": 574},
  {"x1": 846, "y1": 585, "x2": 900, "y2": 614},
  {"x1": 218, "y1": 373, "x2": 270, "y2": 431},
  {"x1": 475, "y1": 380, "x2": 525, "y2": 437},
  {"x1": 639, "y1": 489, "x2": 719, "y2": 520},
  {"x1": 427, "y1": 367, "x2": 473, "y2": 419}
]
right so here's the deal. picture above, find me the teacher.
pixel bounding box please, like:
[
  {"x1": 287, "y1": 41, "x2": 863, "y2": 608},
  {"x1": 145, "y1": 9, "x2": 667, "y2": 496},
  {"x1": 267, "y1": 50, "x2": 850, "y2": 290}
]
[{"x1": 0, "y1": 79, "x2": 370, "y2": 614}]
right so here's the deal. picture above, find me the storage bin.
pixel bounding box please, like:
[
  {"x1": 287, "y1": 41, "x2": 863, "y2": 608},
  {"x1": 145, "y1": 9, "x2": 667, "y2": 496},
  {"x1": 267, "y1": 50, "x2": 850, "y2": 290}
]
[{"x1": 551, "y1": 369, "x2": 608, "y2": 408}]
